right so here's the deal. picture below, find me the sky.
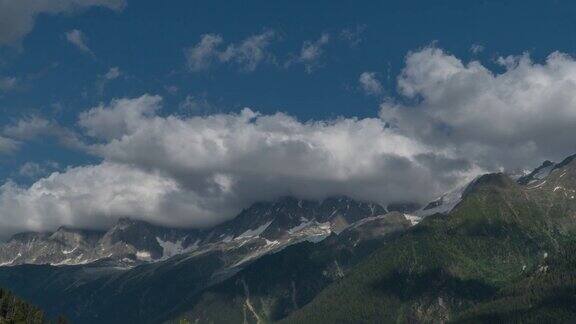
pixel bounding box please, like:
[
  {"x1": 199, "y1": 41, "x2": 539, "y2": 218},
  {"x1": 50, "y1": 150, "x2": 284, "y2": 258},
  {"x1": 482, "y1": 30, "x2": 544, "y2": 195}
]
[{"x1": 1, "y1": 0, "x2": 576, "y2": 237}]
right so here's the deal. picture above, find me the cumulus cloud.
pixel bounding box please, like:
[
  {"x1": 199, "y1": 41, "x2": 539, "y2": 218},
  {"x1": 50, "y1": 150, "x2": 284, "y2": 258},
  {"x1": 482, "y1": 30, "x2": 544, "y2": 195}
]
[
  {"x1": 380, "y1": 46, "x2": 576, "y2": 170},
  {"x1": 18, "y1": 161, "x2": 60, "y2": 179},
  {"x1": 4, "y1": 115, "x2": 84, "y2": 149},
  {"x1": 78, "y1": 95, "x2": 160, "y2": 141},
  {"x1": 0, "y1": 162, "x2": 185, "y2": 236},
  {"x1": 359, "y1": 72, "x2": 383, "y2": 96},
  {"x1": 0, "y1": 94, "x2": 476, "y2": 237},
  {"x1": 5, "y1": 46, "x2": 576, "y2": 238},
  {"x1": 81, "y1": 96, "x2": 468, "y2": 206},
  {"x1": 65, "y1": 29, "x2": 94, "y2": 56},
  {"x1": 0, "y1": 0, "x2": 125, "y2": 45},
  {"x1": 185, "y1": 30, "x2": 276, "y2": 72}
]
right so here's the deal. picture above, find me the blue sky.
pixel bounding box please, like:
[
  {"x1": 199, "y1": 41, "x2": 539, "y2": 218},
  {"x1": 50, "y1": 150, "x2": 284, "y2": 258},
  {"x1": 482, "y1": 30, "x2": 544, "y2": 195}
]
[
  {"x1": 3, "y1": 0, "x2": 576, "y2": 179},
  {"x1": 2, "y1": 0, "x2": 576, "y2": 235}
]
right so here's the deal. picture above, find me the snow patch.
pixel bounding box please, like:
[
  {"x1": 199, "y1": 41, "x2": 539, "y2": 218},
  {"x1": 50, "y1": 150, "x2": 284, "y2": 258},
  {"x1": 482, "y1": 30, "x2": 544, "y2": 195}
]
[
  {"x1": 534, "y1": 164, "x2": 555, "y2": 181},
  {"x1": 156, "y1": 238, "x2": 182, "y2": 259},
  {"x1": 156, "y1": 237, "x2": 198, "y2": 260},
  {"x1": 527, "y1": 180, "x2": 547, "y2": 190},
  {"x1": 136, "y1": 251, "x2": 152, "y2": 261},
  {"x1": 62, "y1": 246, "x2": 79, "y2": 254},
  {"x1": 236, "y1": 221, "x2": 273, "y2": 239},
  {"x1": 416, "y1": 182, "x2": 467, "y2": 217},
  {"x1": 288, "y1": 220, "x2": 313, "y2": 234},
  {"x1": 404, "y1": 214, "x2": 422, "y2": 226}
]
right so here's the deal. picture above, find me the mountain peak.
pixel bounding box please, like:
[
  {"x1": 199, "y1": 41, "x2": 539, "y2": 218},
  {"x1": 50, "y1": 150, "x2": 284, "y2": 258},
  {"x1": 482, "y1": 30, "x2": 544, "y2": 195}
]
[
  {"x1": 8, "y1": 231, "x2": 49, "y2": 244},
  {"x1": 462, "y1": 173, "x2": 516, "y2": 198},
  {"x1": 553, "y1": 153, "x2": 576, "y2": 171},
  {"x1": 518, "y1": 160, "x2": 556, "y2": 185}
]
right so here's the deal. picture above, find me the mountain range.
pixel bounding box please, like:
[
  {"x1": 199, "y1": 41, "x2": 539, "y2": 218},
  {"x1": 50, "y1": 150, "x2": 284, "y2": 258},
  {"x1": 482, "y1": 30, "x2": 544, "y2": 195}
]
[
  {"x1": 2, "y1": 154, "x2": 576, "y2": 323},
  {"x1": 0, "y1": 196, "x2": 395, "y2": 267}
]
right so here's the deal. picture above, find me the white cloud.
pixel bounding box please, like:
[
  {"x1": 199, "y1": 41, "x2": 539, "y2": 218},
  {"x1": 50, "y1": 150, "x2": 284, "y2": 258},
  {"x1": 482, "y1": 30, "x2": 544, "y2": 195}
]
[
  {"x1": 65, "y1": 29, "x2": 94, "y2": 56},
  {"x1": 0, "y1": 94, "x2": 477, "y2": 237},
  {"x1": 294, "y1": 33, "x2": 330, "y2": 73},
  {"x1": 185, "y1": 34, "x2": 223, "y2": 71},
  {"x1": 0, "y1": 137, "x2": 18, "y2": 154},
  {"x1": 0, "y1": 0, "x2": 125, "y2": 45},
  {"x1": 381, "y1": 46, "x2": 576, "y2": 170},
  {"x1": 18, "y1": 161, "x2": 59, "y2": 179},
  {"x1": 340, "y1": 25, "x2": 366, "y2": 47},
  {"x1": 359, "y1": 72, "x2": 383, "y2": 96},
  {"x1": 179, "y1": 95, "x2": 213, "y2": 115},
  {"x1": 5, "y1": 116, "x2": 57, "y2": 140},
  {"x1": 0, "y1": 162, "x2": 185, "y2": 236},
  {"x1": 104, "y1": 67, "x2": 121, "y2": 80},
  {"x1": 470, "y1": 44, "x2": 484, "y2": 54},
  {"x1": 4, "y1": 115, "x2": 84, "y2": 149},
  {"x1": 96, "y1": 66, "x2": 122, "y2": 96},
  {"x1": 220, "y1": 30, "x2": 276, "y2": 71},
  {"x1": 79, "y1": 95, "x2": 160, "y2": 141},
  {"x1": 6, "y1": 46, "x2": 576, "y2": 238},
  {"x1": 185, "y1": 31, "x2": 276, "y2": 72}
]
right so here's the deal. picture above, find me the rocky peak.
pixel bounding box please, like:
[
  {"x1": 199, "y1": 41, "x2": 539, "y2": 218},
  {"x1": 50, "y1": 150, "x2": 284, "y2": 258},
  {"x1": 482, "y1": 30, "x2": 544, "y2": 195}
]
[
  {"x1": 518, "y1": 160, "x2": 556, "y2": 185},
  {"x1": 0, "y1": 196, "x2": 396, "y2": 267},
  {"x1": 8, "y1": 232, "x2": 49, "y2": 244},
  {"x1": 552, "y1": 153, "x2": 576, "y2": 171},
  {"x1": 100, "y1": 218, "x2": 192, "y2": 260},
  {"x1": 49, "y1": 227, "x2": 103, "y2": 245}
]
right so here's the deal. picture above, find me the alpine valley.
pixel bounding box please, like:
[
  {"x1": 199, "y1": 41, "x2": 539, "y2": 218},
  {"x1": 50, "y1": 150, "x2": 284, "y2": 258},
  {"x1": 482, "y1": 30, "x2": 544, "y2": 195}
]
[{"x1": 3, "y1": 154, "x2": 576, "y2": 323}]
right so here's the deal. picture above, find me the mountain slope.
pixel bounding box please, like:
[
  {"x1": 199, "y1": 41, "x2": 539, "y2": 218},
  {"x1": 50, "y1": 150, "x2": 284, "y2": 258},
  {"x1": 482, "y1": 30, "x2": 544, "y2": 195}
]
[
  {"x1": 0, "y1": 196, "x2": 399, "y2": 323},
  {"x1": 280, "y1": 157, "x2": 576, "y2": 323},
  {"x1": 0, "y1": 196, "x2": 386, "y2": 267},
  {"x1": 170, "y1": 212, "x2": 412, "y2": 323}
]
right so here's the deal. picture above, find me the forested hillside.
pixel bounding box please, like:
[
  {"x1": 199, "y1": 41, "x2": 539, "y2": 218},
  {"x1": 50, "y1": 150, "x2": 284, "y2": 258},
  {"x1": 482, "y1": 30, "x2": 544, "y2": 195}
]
[{"x1": 0, "y1": 288, "x2": 45, "y2": 324}]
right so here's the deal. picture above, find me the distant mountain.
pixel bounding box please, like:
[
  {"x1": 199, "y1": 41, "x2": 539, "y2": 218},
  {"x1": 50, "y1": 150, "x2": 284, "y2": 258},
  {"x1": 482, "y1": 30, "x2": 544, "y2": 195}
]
[
  {"x1": 0, "y1": 196, "x2": 386, "y2": 267},
  {"x1": 7, "y1": 152, "x2": 573, "y2": 323},
  {"x1": 0, "y1": 219, "x2": 191, "y2": 266},
  {"x1": 0, "y1": 195, "x2": 418, "y2": 323}
]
